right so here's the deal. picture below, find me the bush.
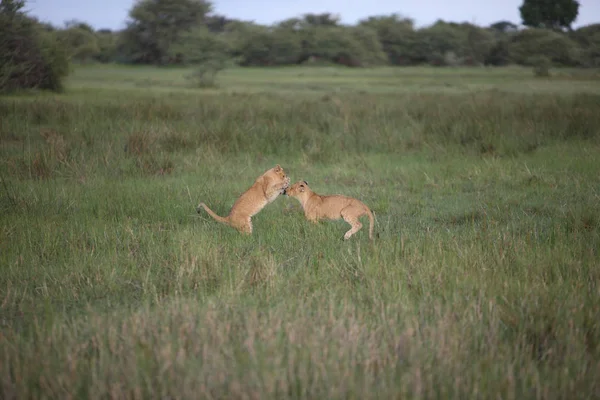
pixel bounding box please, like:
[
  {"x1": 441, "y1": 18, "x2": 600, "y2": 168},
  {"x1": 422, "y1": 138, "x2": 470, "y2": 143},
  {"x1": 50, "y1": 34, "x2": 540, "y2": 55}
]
[
  {"x1": 56, "y1": 26, "x2": 100, "y2": 63},
  {"x1": 173, "y1": 28, "x2": 231, "y2": 88},
  {"x1": 509, "y1": 28, "x2": 582, "y2": 67},
  {"x1": 414, "y1": 22, "x2": 468, "y2": 66},
  {"x1": 185, "y1": 60, "x2": 228, "y2": 88},
  {"x1": 0, "y1": 0, "x2": 70, "y2": 92},
  {"x1": 237, "y1": 27, "x2": 303, "y2": 66},
  {"x1": 528, "y1": 55, "x2": 551, "y2": 77}
]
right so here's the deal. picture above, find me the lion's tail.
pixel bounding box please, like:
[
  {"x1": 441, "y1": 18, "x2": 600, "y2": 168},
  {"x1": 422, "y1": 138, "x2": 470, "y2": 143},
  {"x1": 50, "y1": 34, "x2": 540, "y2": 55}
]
[
  {"x1": 366, "y1": 208, "x2": 375, "y2": 240},
  {"x1": 197, "y1": 202, "x2": 230, "y2": 226}
]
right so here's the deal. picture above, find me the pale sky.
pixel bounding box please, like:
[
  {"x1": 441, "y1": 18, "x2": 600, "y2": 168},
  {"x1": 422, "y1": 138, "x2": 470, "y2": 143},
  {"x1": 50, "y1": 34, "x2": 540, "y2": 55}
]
[{"x1": 25, "y1": 0, "x2": 600, "y2": 30}]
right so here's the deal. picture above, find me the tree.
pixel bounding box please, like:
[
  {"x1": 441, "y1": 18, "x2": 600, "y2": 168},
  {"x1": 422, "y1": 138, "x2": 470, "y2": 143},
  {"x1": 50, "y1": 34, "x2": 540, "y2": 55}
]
[
  {"x1": 359, "y1": 14, "x2": 417, "y2": 65},
  {"x1": 119, "y1": 0, "x2": 212, "y2": 64},
  {"x1": 570, "y1": 23, "x2": 600, "y2": 47},
  {"x1": 347, "y1": 26, "x2": 388, "y2": 66},
  {"x1": 57, "y1": 26, "x2": 100, "y2": 62},
  {"x1": 94, "y1": 29, "x2": 118, "y2": 63},
  {"x1": 204, "y1": 14, "x2": 234, "y2": 33},
  {"x1": 170, "y1": 28, "x2": 231, "y2": 87},
  {"x1": 64, "y1": 19, "x2": 94, "y2": 32},
  {"x1": 219, "y1": 20, "x2": 262, "y2": 60},
  {"x1": 570, "y1": 24, "x2": 600, "y2": 66},
  {"x1": 237, "y1": 27, "x2": 302, "y2": 66},
  {"x1": 519, "y1": 0, "x2": 580, "y2": 31},
  {"x1": 302, "y1": 13, "x2": 340, "y2": 27},
  {"x1": 581, "y1": 33, "x2": 600, "y2": 67},
  {"x1": 414, "y1": 21, "x2": 468, "y2": 66},
  {"x1": 489, "y1": 21, "x2": 518, "y2": 34},
  {"x1": 298, "y1": 25, "x2": 384, "y2": 67},
  {"x1": 509, "y1": 28, "x2": 582, "y2": 66},
  {"x1": 0, "y1": 0, "x2": 69, "y2": 92}
]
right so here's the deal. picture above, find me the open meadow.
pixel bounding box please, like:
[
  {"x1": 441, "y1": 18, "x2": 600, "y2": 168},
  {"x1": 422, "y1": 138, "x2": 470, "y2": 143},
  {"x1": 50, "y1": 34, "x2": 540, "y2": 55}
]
[{"x1": 1, "y1": 65, "x2": 600, "y2": 398}]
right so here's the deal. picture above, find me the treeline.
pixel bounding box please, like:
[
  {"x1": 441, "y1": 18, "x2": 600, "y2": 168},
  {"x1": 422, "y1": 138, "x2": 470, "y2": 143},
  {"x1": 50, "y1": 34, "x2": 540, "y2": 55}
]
[
  {"x1": 2, "y1": 0, "x2": 599, "y2": 92},
  {"x1": 44, "y1": 0, "x2": 600, "y2": 68}
]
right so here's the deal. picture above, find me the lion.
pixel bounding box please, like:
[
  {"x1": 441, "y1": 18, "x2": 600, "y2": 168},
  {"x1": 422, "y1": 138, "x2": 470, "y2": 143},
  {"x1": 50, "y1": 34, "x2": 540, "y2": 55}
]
[
  {"x1": 197, "y1": 164, "x2": 290, "y2": 234},
  {"x1": 284, "y1": 180, "x2": 374, "y2": 240}
]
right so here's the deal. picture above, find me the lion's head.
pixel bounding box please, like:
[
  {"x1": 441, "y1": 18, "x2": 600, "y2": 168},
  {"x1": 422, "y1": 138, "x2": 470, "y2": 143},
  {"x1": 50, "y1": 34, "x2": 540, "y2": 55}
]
[
  {"x1": 266, "y1": 164, "x2": 290, "y2": 193},
  {"x1": 283, "y1": 180, "x2": 309, "y2": 197}
]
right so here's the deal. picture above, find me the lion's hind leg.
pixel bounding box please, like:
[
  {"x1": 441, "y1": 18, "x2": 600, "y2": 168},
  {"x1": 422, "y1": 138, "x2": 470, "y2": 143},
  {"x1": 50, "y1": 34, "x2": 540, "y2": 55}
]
[
  {"x1": 229, "y1": 216, "x2": 253, "y2": 234},
  {"x1": 341, "y1": 209, "x2": 363, "y2": 240}
]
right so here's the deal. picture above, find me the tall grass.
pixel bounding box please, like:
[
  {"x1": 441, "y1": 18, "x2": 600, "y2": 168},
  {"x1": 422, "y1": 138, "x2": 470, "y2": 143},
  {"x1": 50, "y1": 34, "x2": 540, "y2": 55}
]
[{"x1": 0, "y1": 66, "x2": 599, "y2": 398}]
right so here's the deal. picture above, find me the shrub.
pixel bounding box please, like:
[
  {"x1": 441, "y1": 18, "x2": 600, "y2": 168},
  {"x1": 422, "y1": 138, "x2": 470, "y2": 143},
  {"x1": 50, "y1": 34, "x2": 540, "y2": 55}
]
[
  {"x1": 185, "y1": 60, "x2": 228, "y2": 88},
  {"x1": 509, "y1": 28, "x2": 582, "y2": 67},
  {"x1": 528, "y1": 55, "x2": 552, "y2": 77},
  {"x1": 0, "y1": 0, "x2": 70, "y2": 92},
  {"x1": 171, "y1": 28, "x2": 231, "y2": 88}
]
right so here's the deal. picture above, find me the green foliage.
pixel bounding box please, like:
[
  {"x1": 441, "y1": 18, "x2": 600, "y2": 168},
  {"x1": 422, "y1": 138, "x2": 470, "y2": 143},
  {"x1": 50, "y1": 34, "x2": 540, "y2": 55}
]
[
  {"x1": 172, "y1": 28, "x2": 231, "y2": 87},
  {"x1": 464, "y1": 25, "x2": 495, "y2": 65},
  {"x1": 6, "y1": 0, "x2": 600, "y2": 71},
  {"x1": 509, "y1": 28, "x2": 582, "y2": 66},
  {"x1": 204, "y1": 14, "x2": 234, "y2": 33},
  {"x1": 485, "y1": 39, "x2": 512, "y2": 66},
  {"x1": 57, "y1": 26, "x2": 100, "y2": 63},
  {"x1": 571, "y1": 24, "x2": 600, "y2": 67},
  {"x1": 64, "y1": 18, "x2": 94, "y2": 32},
  {"x1": 94, "y1": 29, "x2": 119, "y2": 63},
  {"x1": 237, "y1": 26, "x2": 302, "y2": 66},
  {"x1": 301, "y1": 12, "x2": 340, "y2": 27},
  {"x1": 581, "y1": 33, "x2": 600, "y2": 67},
  {"x1": 570, "y1": 23, "x2": 600, "y2": 47},
  {"x1": 359, "y1": 15, "x2": 417, "y2": 65},
  {"x1": 119, "y1": 0, "x2": 212, "y2": 64},
  {"x1": 300, "y1": 25, "x2": 387, "y2": 67},
  {"x1": 519, "y1": 0, "x2": 580, "y2": 31},
  {"x1": 58, "y1": 2, "x2": 596, "y2": 69},
  {"x1": 489, "y1": 20, "x2": 518, "y2": 34},
  {"x1": 415, "y1": 21, "x2": 469, "y2": 66},
  {"x1": 235, "y1": 23, "x2": 386, "y2": 67},
  {"x1": 0, "y1": 0, "x2": 70, "y2": 92},
  {"x1": 349, "y1": 26, "x2": 388, "y2": 66},
  {"x1": 529, "y1": 54, "x2": 552, "y2": 76},
  {"x1": 221, "y1": 20, "x2": 266, "y2": 60}
]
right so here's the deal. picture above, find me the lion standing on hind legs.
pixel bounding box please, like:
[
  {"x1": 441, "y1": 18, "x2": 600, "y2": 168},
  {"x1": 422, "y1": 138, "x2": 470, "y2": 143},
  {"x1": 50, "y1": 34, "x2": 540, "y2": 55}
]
[
  {"x1": 197, "y1": 164, "x2": 290, "y2": 234},
  {"x1": 284, "y1": 180, "x2": 375, "y2": 240}
]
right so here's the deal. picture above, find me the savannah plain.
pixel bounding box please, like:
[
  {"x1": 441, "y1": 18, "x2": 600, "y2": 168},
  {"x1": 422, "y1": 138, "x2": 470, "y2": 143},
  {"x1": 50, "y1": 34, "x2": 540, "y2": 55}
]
[{"x1": 1, "y1": 65, "x2": 599, "y2": 398}]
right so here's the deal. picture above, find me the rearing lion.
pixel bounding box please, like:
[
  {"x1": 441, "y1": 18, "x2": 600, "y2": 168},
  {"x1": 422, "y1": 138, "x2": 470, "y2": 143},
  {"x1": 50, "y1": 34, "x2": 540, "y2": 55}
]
[
  {"x1": 197, "y1": 164, "x2": 290, "y2": 234},
  {"x1": 284, "y1": 180, "x2": 375, "y2": 240}
]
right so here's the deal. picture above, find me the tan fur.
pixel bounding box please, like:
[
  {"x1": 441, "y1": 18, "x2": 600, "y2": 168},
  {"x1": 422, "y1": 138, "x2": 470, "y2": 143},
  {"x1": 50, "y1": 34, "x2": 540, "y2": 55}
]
[
  {"x1": 197, "y1": 164, "x2": 290, "y2": 234},
  {"x1": 285, "y1": 180, "x2": 374, "y2": 240}
]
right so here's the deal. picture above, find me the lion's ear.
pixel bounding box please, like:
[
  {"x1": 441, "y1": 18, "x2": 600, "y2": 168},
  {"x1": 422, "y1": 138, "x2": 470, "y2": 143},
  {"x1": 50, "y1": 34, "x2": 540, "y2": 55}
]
[
  {"x1": 303, "y1": 180, "x2": 308, "y2": 186},
  {"x1": 274, "y1": 164, "x2": 282, "y2": 171}
]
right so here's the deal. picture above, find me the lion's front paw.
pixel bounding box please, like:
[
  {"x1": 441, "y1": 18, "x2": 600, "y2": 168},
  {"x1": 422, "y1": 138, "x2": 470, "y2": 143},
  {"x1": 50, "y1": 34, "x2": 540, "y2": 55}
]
[{"x1": 280, "y1": 177, "x2": 291, "y2": 195}]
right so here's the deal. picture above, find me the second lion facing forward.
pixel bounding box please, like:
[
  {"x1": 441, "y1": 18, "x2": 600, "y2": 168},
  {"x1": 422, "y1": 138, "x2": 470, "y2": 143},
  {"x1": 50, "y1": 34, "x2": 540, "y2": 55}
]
[{"x1": 284, "y1": 180, "x2": 374, "y2": 240}]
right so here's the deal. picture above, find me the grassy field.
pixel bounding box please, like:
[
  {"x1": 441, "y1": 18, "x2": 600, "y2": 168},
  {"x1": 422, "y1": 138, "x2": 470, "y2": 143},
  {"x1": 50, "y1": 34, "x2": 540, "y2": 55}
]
[{"x1": 1, "y1": 65, "x2": 599, "y2": 398}]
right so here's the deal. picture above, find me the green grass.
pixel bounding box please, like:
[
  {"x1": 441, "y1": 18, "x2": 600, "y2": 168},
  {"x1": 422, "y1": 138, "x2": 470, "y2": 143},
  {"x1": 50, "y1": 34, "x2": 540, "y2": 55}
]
[
  {"x1": 69, "y1": 64, "x2": 600, "y2": 94},
  {"x1": 1, "y1": 65, "x2": 599, "y2": 398}
]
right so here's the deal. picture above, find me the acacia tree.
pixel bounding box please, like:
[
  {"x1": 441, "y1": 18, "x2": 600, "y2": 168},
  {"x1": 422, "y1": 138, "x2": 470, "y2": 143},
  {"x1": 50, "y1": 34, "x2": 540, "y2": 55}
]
[
  {"x1": 119, "y1": 0, "x2": 212, "y2": 64},
  {"x1": 519, "y1": 0, "x2": 580, "y2": 31}
]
